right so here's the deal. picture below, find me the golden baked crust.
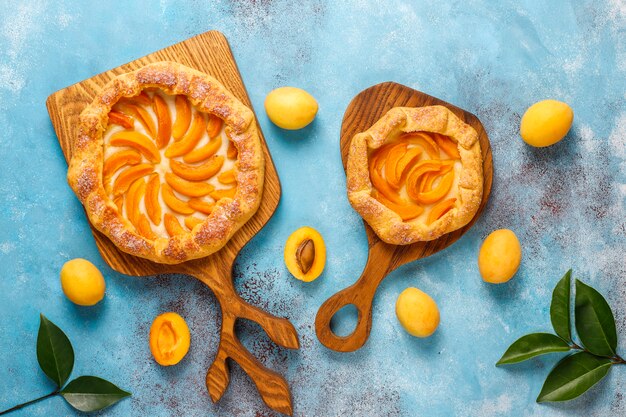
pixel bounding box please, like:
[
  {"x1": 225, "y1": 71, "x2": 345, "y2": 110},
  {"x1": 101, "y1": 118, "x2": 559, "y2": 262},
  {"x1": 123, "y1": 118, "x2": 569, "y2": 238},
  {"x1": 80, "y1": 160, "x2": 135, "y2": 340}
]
[
  {"x1": 346, "y1": 105, "x2": 482, "y2": 245},
  {"x1": 67, "y1": 61, "x2": 264, "y2": 264}
]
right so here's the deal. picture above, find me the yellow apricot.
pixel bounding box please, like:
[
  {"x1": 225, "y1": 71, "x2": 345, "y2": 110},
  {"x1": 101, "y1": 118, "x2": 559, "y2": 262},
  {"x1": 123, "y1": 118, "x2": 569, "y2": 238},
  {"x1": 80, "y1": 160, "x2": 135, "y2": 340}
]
[
  {"x1": 395, "y1": 287, "x2": 440, "y2": 337},
  {"x1": 520, "y1": 99, "x2": 573, "y2": 147},
  {"x1": 60, "y1": 258, "x2": 106, "y2": 306},
  {"x1": 478, "y1": 229, "x2": 522, "y2": 284},
  {"x1": 284, "y1": 226, "x2": 326, "y2": 282},
  {"x1": 149, "y1": 312, "x2": 190, "y2": 366},
  {"x1": 264, "y1": 87, "x2": 318, "y2": 130}
]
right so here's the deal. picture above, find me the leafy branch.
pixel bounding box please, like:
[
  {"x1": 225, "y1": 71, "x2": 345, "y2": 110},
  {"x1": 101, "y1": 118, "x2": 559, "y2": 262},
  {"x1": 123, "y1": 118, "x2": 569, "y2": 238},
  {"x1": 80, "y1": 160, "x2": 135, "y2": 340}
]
[
  {"x1": 497, "y1": 270, "x2": 624, "y2": 402},
  {"x1": 0, "y1": 314, "x2": 130, "y2": 415}
]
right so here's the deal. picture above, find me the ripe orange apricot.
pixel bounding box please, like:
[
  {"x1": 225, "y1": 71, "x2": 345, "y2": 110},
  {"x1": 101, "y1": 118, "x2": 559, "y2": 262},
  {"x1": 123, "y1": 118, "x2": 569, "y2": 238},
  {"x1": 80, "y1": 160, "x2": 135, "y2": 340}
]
[
  {"x1": 149, "y1": 312, "x2": 191, "y2": 366},
  {"x1": 284, "y1": 227, "x2": 326, "y2": 282}
]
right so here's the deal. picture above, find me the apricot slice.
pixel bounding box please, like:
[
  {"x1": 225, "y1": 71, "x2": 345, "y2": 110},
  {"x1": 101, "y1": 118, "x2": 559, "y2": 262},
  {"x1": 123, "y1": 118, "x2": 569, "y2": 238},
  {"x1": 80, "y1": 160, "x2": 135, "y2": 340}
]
[
  {"x1": 369, "y1": 145, "x2": 404, "y2": 204},
  {"x1": 108, "y1": 110, "x2": 134, "y2": 129},
  {"x1": 161, "y1": 183, "x2": 194, "y2": 215},
  {"x1": 114, "y1": 195, "x2": 124, "y2": 213},
  {"x1": 125, "y1": 91, "x2": 152, "y2": 107},
  {"x1": 164, "y1": 172, "x2": 214, "y2": 198},
  {"x1": 392, "y1": 146, "x2": 422, "y2": 187},
  {"x1": 402, "y1": 132, "x2": 440, "y2": 159},
  {"x1": 384, "y1": 143, "x2": 409, "y2": 189},
  {"x1": 149, "y1": 312, "x2": 191, "y2": 366},
  {"x1": 372, "y1": 190, "x2": 424, "y2": 221},
  {"x1": 415, "y1": 171, "x2": 454, "y2": 204},
  {"x1": 165, "y1": 111, "x2": 207, "y2": 158},
  {"x1": 206, "y1": 114, "x2": 223, "y2": 139},
  {"x1": 164, "y1": 213, "x2": 185, "y2": 237},
  {"x1": 183, "y1": 135, "x2": 222, "y2": 164},
  {"x1": 137, "y1": 214, "x2": 157, "y2": 240},
  {"x1": 284, "y1": 226, "x2": 326, "y2": 282},
  {"x1": 188, "y1": 198, "x2": 215, "y2": 215},
  {"x1": 184, "y1": 216, "x2": 204, "y2": 230},
  {"x1": 428, "y1": 198, "x2": 457, "y2": 224},
  {"x1": 227, "y1": 139, "x2": 238, "y2": 160},
  {"x1": 125, "y1": 178, "x2": 146, "y2": 227},
  {"x1": 152, "y1": 94, "x2": 172, "y2": 149},
  {"x1": 115, "y1": 102, "x2": 157, "y2": 139},
  {"x1": 145, "y1": 174, "x2": 162, "y2": 226},
  {"x1": 405, "y1": 160, "x2": 443, "y2": 201},
  {"x1": 209, "y1": 187, "x2": 237, "y2": 201},
  {"x1": 172, "y1": 95, "x2": 191, "y2": 140},
  {"x1": 217, "y1": 169, "x2": 236, "y2": 185},
  {"x1": 170, "y1": 156, "x2": 224, "y2": 181},
  {"x1": 433, "y1": 133, "x2": 460, "y2": 159},
  {"x1": 103, "y1": 150, "x2": 142, "y2": 179},
  {"x1": 109, "y1": 131, "x2": 160, "y2": 163},
  {"x1": 111, "y1": 164, "x2": 153, "y2": 196}
]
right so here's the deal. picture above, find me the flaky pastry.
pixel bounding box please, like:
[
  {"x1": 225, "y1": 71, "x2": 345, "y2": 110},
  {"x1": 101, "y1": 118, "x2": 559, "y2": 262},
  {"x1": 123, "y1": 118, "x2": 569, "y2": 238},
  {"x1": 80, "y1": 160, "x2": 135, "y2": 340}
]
[
  {"x1": 346, "y1": 105, "x2": 482, "y2": 245},
  {"x1": 67, "y1": 61, "x2": 264, "y2": 264}
]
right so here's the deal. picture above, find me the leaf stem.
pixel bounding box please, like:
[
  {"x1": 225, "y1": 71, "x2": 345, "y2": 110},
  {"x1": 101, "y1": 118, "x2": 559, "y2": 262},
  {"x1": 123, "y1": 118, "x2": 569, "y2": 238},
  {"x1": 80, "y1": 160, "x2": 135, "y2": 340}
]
[
  {"x1": 0, "y1": 391, "x2": 59, "y2": 415},
  {"x1": 570, "y1": 342, "x2": 625, "y2": 365}
]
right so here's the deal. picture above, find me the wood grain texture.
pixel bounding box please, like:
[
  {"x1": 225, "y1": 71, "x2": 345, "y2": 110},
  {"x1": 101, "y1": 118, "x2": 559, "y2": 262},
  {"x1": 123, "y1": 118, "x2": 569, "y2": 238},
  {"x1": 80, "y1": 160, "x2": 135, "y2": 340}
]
[
  {"x1": 46, "y1": 30, "x2": 298, "y2": 415},
  {"x1": 315, "y1": 82, "x2": 493, "y2": 352}
]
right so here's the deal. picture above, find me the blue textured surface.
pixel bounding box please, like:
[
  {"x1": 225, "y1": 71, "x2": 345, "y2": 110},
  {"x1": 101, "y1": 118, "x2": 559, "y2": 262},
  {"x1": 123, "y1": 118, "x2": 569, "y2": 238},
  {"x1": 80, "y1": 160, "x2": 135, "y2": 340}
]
[{"x1": 0, "y1": 1, "x2": 625, "y2": 416}]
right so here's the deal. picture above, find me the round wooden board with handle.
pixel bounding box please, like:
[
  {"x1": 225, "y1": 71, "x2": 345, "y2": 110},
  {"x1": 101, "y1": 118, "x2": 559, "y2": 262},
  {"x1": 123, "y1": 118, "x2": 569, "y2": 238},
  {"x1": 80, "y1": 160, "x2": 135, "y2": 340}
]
[
  {"x1": 315, "y1": 82, "x2": 493, "y2": 352},
  {"x1": 46, "y1": 31, "x2": 299, "y2": 416}
]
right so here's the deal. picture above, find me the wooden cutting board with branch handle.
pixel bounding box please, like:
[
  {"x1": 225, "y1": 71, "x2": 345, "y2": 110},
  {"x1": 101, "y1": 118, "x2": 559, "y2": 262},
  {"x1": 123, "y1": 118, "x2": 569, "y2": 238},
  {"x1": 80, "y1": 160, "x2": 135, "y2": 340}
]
[{"x1": 46, "y1": 30, "x2": 299, "y2": 415}]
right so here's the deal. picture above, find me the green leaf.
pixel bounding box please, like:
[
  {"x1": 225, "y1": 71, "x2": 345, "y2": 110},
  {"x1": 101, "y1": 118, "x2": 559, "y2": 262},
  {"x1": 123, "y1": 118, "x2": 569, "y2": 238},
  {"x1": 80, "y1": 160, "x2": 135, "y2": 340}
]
[
  {"x1": 496, "y1": 333, "x2": 570, "y2": 365},
  {"x1": 574, "y1": 280, "x2": 617, "y2": 357},
  {"x1": 36, "y1": 314, "x2": 74, "y2": 387},
  {"x1": 60, "y1": 376, "x2": 131, "y2": 412},
  {"x1": 537, "y1": 352, "x2": 612, "y2": 402},
  {"x1": 550, "y1": 270, "x2": 572, "y2": 342}
]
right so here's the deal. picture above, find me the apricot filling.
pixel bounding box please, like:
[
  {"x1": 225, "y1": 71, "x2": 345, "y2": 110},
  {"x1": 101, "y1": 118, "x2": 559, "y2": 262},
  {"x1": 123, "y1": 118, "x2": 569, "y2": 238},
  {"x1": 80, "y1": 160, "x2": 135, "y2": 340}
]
[
  {"x1": 149, "y1": 312, "x2": 191, "y2": 366},
  {"x1": 284, "y1": 227, "x2": 326, "y2": 282},
  {"x1": 368, "y1": 131, "x2": 461, "y2": 224},
  {"x1": 103, "y1": 90, "x2": 240, "y2": 240}
]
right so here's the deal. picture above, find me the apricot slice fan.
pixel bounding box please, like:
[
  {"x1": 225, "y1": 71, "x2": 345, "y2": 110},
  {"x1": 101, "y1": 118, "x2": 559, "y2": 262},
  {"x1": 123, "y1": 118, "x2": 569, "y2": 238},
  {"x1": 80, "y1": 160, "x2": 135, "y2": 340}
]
[
  {"x1": 368, "y1": 131, "x2": 461, "y2": 224},
  {"x1": 103, "y1": 91, "x2": 240, "y2": 239}
]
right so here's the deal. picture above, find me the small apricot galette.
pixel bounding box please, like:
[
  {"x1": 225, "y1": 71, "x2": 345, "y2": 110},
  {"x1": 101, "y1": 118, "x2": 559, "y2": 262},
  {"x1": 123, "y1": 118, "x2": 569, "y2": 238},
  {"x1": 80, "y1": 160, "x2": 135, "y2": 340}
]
[
  {"x1": 68, "y1": 62, "x2": 264, "y2": 264},
  {"x1": 346, "y1": 105, "x2": 483, "y2": 245}
]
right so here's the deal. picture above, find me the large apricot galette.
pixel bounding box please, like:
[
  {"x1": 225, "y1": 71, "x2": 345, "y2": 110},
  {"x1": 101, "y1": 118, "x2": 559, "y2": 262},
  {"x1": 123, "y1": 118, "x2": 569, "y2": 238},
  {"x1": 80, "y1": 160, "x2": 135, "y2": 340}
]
[
  {"x1": 67, "y1": 62, "x2": 264, "y2": 264},
  {"x1": 346, "y1": 106, "x2": 483, "y2": 245}
]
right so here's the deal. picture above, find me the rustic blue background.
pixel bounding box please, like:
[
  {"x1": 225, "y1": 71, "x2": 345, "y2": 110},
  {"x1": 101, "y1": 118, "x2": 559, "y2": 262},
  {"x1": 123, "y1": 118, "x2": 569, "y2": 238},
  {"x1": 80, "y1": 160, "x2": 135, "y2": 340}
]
[{"x1": 0, "y1": 1, "x2": 624, "y2": 416}]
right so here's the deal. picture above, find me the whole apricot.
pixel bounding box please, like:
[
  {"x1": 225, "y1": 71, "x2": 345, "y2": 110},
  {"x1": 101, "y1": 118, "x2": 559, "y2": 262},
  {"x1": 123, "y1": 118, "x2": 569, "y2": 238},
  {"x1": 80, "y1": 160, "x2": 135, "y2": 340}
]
[
  {"x1": 60, "y1": 258, "x2": 106, "y2": 306},
  {"x1": 149, "y1": 312, "x2": 191, "y2": 366},
  {"x1": 265, "y1": 87, "x2": 318, "y2": 130},
  {"x1": 395, "y1": 287, "x2": 440, "y2": 337},
  {"x1": 478, "y1": 229, "x2": 522, "y2": 284},
  {"x1": 520, "y1": 99, "x2": 573, "y2": 147}
]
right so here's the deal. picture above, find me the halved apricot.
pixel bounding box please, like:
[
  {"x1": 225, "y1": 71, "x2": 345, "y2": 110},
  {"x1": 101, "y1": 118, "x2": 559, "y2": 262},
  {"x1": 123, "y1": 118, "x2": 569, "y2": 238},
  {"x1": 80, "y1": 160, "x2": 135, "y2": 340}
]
[
  {"x1": 209, "y1": 187, "x2": 237, "y2": 201},
  {"x1": 170, "y1": 156, "x2": 224, "y2": 181},
  {"x1": 183, "y1": 135, "x2": 222, "y2": 163},
  {"x1": 428, "y1": 198, "x2": 457, "y2": 224},
  {"x1": 402, "y1": 132, "x2": 440, "y2": 159},
  {"x1": 372, "y1": 190, "x2": 424, "y2": 221},
  {"x1": 111, "y1": 164, "x2": 153, "y2": 196},
  {"x1": 161, "y1": 183, "x2": 194, "y2": 215},
  {"x1": 109, "y1": 131, "x2": 160, "y2": 163},
  {"x1": 172, "y1": 95, "x2": 191, "y2": 140},
  {"x1": 164, "y1": 173, "x2": 214, "y2": 197},
  {"x1": 184, "y1": 216, "x2": 204, "y2": 230},
  {"x1": 206, "y1": 114, "x2": 223, "y2": 139},
  {"x1": 149, "y1": 312, "x2": 191, "y2": 366},
  {"x1": 165, "y1": 111, "x2": 207, "y2": 158},
  {"x1": 103, "y1": 150, "x2": 142, "y2": 179},
  {"x1": 227, "y1": 139, "x2": 238, "y2": 159},
  {"x1": 188, "y1": 198, "x2": 215, "y2": 215},
  {"x1": 433, "y1": 133, "x2": 460, "y2": 159},
  {"x1": 153, "y1": 94, "x2": 172, "y2": 149},
  {"x1": 145, "y1": 173, "x2": 161, "y2": 226},
  {"x1": 108, "y1": 110, "x2": 134, "y2": 129},
  {"x1": 164, "y1": 213, "x2": 185, "y2": 237},
  {"x1": 217, "y1": 169, "x2": 236, "y2": 185},
  {"x1": 284, "y1": 226, "x2": 326, "y2": 282},
  {"x1": 415, "y1": 171, "x2": 454, "y2": 204}
]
